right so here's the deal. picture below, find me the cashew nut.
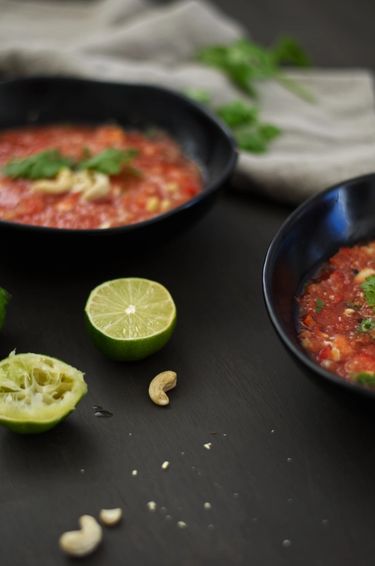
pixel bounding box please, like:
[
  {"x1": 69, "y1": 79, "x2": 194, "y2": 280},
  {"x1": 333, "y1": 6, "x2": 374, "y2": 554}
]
[
  {"x1": 32, "y1": 167, "x2": 74, "y2": 194},
  {"x1": 148, "y1": 371, "x2": 177, "y2": 406},
  {"x1": 59, "y1": 515, "x2": 102, "y2": 557},
  {"x1": 31, "y1": 168, "x2": 110, "y2": 201},
  {"x1": 80, "y1": 172, "x2": 110, "y2": 201},
  {"x1": 99, "y1": 508, "x2": 123, "y2": 527}
]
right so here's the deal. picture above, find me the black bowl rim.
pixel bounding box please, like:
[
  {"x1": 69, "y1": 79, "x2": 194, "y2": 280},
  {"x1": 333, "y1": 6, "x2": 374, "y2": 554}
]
[
  {"x1": 0, "y1": 76, "x2": 238, "y2": 236},
  {"x1": 262, "y1": 171, "x2": 375, "y2": 399}
]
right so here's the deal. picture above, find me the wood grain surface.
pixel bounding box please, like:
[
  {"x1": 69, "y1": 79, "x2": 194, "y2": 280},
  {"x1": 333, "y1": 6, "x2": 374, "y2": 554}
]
[{"x1": 1, "y1": 1, "x2": 375, "y2": 565}]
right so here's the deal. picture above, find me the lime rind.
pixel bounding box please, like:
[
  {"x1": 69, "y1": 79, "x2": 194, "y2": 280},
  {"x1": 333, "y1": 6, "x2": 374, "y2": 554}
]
[
  {"x1": 0, "y1": 287, "x2": 10, "y2": 330},
  {"x1": 0, "y1": 353, "x2": 87, "y2": 433}
]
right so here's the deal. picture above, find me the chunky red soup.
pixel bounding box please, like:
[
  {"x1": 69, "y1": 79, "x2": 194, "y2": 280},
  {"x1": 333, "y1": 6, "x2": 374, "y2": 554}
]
[
  {"x1": 298, "y1": 242, "x2": 375, "y2": 386},
  {"x1": 0, "y1": 124, "x2": 202, "y2": 229}
]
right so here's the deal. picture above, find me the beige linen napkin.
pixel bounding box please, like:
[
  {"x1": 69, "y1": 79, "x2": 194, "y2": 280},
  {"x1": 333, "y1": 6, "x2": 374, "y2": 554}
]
[{"x1": 0, "y1": 0, "x2": 374, "y2": 203}]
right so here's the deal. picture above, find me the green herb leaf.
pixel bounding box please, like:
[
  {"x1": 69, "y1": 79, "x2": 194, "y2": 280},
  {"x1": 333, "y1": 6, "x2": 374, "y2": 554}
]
[
  {"x1": 3, "y1": 150, "x2": 73, "y2": 180},
  {"x1": 315, "y1": 298, "x2": 325, "y2": 313},
  {"x1": 354, "y1": 372, "x2": 375, "y2": 386},
  {"x1": 216, "y1": 101, "x2": 258, "y2": 128},
  {"x1": 184, "y1": 88, "x2": 212, "y2": 105},
  {"x1": 198, "y1": 38, "x2": 313, "y2": 102},
  {"x1": 79, "y1": 148, "x2": 139, "y2": 175},
  {"x1": 235, "y1": 123, "x2": 281, "y2": 153},
  {"x1": 358, "y1": 318, "x2": 375, "y2": 332},
  {"x1": 361, "y1": 275, "x2": 375, "y2": 307},
  {"x1": 271, "y1": 36, "x2": 311, "y2": 67}
]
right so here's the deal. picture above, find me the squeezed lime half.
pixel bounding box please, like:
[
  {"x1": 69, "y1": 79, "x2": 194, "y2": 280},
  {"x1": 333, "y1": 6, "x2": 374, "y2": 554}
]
[
  {"x1": 85, "y1": 278, "x2": 177, "y2": 361},
  {"x1": 0, "y1": 353, "x2": 87, "y2": 433}
]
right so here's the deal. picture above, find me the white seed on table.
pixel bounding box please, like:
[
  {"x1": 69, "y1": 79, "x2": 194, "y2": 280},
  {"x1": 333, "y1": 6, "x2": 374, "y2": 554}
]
[
  {"x1": 177, "y1": 521, "x2": 187, "y2": 529},
  {"x1": 131, "y1": 469, "x2": 138, "y2": 476},
  {"x1": 203, "y1": 442, "x2": 212, "y2": 450},
  {"x1": 147, "y1": 501, "x2": 157, "y2": 511},
  {"x1": 161, "y1": 461, "x2": 170, "y2": 470},
  {"x1": 204, "y1": 502, "x2": 212, "y2": 510}
]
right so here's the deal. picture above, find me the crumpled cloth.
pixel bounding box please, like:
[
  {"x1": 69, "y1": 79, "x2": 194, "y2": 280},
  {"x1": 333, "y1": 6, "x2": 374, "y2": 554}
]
[{"x1": 0, "y1": 0, "x2": 374, "y2": 203}]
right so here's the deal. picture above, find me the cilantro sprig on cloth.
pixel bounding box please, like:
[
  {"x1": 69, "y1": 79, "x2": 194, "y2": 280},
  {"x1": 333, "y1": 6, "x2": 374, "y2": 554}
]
[
  {"x1": 186, "y1": 92, "x2": 281, "y2": 154},
  {"x1": 198, "y1": 37, "x2": 312, "y2": 102},
  {"x1": 187, "y1": 36, "x2": 311, "y2": 154}
]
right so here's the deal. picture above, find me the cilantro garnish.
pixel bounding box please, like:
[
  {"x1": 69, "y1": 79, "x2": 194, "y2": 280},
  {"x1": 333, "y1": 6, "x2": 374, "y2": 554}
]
[
  {"x1": 79, "y1": 148, "x2": 139, "y2": 175},
  {"x1": 3, "y1": 148, "x2": 139, "y2": 180},
  {"x1": 3, "y1": 150, "x2": 73, "y2": 180},
  {"x1": 354, "y1": 372, "x2": 375, "y2": 386},
  {"x1": 361, "y1": 275, "x2": 375, "y2": 307},
  {"x1": 358, "y1": 318, "x2": 375, "y2": 333},
  {"x1": 315, "y1": 298, "x2": 325, "y2": 313}
]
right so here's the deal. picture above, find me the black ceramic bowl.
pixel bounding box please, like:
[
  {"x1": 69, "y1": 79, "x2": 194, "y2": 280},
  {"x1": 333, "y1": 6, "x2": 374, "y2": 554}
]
[
  {"x1": 0, "y1": 76, "x2": 237, "y2": 254},
  {"x1": 263, "y1": 173, "x2": 375, "y2": 399}
]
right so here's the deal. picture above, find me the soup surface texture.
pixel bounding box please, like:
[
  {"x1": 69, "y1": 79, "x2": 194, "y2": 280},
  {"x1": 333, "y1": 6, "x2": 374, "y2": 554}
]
[
  {"x1": 298, "y1": 242, "x2": 375, "y2": 387},
  {"x1": 0, "y1": 124, "x2": 202, "y2": 229}
]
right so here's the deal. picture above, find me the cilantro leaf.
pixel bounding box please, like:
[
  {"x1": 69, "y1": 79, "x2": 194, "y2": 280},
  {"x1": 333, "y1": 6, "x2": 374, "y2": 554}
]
[
  {"x1": 354, "y1": 372, "x2": 375, "y2": 386},
  {"x1": 216, "y1": 101, "x2": 258, "y2": 128},
  {"x1": 198, "y1": 37, "x2": 313, "y2": 102},
  {"x1": 361, "y1": 275, "x2": 375, "y2": 307},
  {"x1": 315, "y1": 298, "x2": 325, "y2": 313},
  {"x1": 358, "y1": 318, "x2": 375, "y2": 332},
  {"x1": 184, "y1": 88, "x2": 212, "y2": 105},
  {"x1": 3, "y1": 150, "x2": 73, "y2": 180},
  {"x1": 79, "y1": 148, "x2": 139, "y2": 175},
  {"x1": 271, "y1": 36, "x2": 311, "y2": 67}
]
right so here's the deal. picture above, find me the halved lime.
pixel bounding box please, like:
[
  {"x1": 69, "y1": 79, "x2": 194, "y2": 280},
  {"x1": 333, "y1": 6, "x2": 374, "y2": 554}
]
[
  {"x1": 0, "y1": 353, "x2": 87, "y2": 433},
  {"x1": 85, "y1": 278, "x2": 177, "y2": 361},
  {"x1": 0, "y1": 287, "x2": 10, "y2": 330}
]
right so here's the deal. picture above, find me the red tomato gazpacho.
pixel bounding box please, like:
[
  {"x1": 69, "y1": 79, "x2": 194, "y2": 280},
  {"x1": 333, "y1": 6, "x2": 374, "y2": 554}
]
[
  {"x1": 298, "y1": 242, "x2": 375, "y2": 387},
  {"x1": 0, "y1": 124, "x2": 202, "y2": 229}
]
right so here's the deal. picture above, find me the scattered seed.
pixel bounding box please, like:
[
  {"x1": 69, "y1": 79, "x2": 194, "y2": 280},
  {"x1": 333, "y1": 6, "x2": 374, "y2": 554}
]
[
  {"x1": 177, "y1": 521, "x2": 187, "y2": 529},
  {"x1": 160, "y1": 507, "x2": 167, "y2": 514},
  {"x1": 233, "y1": 492, "x2": 239, "y2": 498},
  {"x1": 131, "y1": 470, "x2": 138, "y2": 477},
  {"x1": 147, "y1": 501, "x2": 157, "y2": 511},
  {"x1": 282, "y1": 539, "x2": 291, "y2": 548},
  {"x1": 287, "y1": 457, "x2": 293, "y2": 463},
  {"x1": 322, "y1": 519, "x2": 329, "y2": 526},
  {"x1": 208, "y1": 524, "x2": 215, "y2": 530},
  {"x1": 287, "y1": 498, "x2": 293, "y2": 504},
  {"x1": 203, "y1": 443, "x2": 212, "y2": 450},
  {"x1": 165, "y1": 515, "x2": 172, "y2": 520},
  {"x1": 161, "y1": 461, "x2": 170, "y2": 470},
  {"x1": 129, "y1": 432, "x2": 133, "y2": 436},
  {"x1": 80, "y1": 468, "x2": 85, "y2": 474},
  {"x1": 270, "y1": 429, "x2": 276, "y2": 434},
  {"x1": 180, "y1": 451, "x2": 185, "y2": 456},
  {"x1": 204, "y1": 502, "x2": 211, "y2": 510}
]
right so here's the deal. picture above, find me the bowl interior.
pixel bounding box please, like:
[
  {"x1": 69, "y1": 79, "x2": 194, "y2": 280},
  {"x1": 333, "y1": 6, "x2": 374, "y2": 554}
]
[
  {"x1": 263, "y1": 173, "x2": 375, "y2": 395},
  {"x1": 0, "y1": 77, "x2": 235, "y2": 193}
]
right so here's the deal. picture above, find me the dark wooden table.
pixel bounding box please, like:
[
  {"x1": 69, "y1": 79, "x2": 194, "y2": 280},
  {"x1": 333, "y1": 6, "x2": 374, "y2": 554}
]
[{"x1": 2, "y1": 1, "x2": 375, "y2": 565}]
